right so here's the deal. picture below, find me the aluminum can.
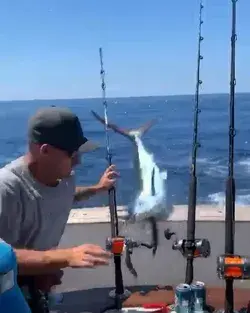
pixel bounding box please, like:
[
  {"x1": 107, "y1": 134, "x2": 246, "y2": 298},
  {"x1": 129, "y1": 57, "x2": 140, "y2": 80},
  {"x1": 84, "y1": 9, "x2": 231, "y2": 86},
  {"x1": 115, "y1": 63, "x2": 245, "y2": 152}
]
[
  {"x1": 175, "y1": 283, "x2": 192, "y2": 313},
  {"x1": 190, "y1": 281, "x2": 206, "y2": 312}
]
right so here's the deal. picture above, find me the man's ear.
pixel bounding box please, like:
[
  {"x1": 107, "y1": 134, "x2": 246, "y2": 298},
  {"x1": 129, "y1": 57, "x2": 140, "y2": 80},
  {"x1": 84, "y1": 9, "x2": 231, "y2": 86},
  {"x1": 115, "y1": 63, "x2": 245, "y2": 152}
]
[{"x1": 40, "y1": 144, "x2": 50, "y2": 156}]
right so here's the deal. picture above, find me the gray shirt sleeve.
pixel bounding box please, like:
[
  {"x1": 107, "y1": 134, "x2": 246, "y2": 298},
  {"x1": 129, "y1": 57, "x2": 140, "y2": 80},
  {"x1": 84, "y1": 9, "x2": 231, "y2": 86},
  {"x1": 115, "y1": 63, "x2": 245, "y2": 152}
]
[{"x1": 0, "y1": 182, "x2": 23, "y2": 247}]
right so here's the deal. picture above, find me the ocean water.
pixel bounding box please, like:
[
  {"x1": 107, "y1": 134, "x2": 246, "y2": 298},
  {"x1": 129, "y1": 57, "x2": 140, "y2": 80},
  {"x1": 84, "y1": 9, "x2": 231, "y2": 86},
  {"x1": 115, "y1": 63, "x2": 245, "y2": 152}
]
[{"x1": 0, "y1": 93, "x2": 250, "y2": 209}]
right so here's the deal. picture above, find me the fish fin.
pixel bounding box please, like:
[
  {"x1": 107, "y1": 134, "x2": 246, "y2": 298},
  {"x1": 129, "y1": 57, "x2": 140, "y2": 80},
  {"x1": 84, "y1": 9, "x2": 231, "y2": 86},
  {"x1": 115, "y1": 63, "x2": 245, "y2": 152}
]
[
  {"x1": 160, "y1": 171, "x2": 168, "y2": 180},
  {"x1": 151, "y1": 167, "x2": 156, "y2": 196},
  {"x1": 91, "y1": 110, "x2": 156, "y2": 140}
]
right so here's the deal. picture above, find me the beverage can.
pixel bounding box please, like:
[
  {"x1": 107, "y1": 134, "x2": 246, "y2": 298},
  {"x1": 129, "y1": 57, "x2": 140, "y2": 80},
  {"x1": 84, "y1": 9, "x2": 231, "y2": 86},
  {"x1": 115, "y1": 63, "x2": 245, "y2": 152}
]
[
  {"x1": 175, "y1": 283, "x2": 192, "y2": 313},
  {"x1": 190, "y1": 281, "x2": 206, "y2": 312}
]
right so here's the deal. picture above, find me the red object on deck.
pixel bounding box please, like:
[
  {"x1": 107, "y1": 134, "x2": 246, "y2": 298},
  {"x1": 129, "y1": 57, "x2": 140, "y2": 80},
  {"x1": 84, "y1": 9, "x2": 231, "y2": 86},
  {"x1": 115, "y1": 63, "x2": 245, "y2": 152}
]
[
  {"x1": 143, "y1": 303, "x2": 171, "y2": 313},
  {"x1": 123, "y1": 287, "x2": 250, "y2": 312}
]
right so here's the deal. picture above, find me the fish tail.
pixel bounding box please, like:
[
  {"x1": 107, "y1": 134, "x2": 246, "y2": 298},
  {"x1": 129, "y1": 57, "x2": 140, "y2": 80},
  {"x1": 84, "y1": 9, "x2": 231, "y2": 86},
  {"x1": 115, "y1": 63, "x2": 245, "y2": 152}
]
[
  {"x1": 128, "y1": 120, "x2": 156, "y2": 138},
  {"x1": 91, "y1": 110, "x2": 156, "y2": 140}
]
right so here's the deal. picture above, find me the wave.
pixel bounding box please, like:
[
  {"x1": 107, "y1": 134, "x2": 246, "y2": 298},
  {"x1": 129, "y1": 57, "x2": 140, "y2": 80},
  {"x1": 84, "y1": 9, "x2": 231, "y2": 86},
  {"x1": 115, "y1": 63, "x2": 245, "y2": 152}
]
[
  {"x1": 197, "y1": 157, "x2": 220, "y2": 165},
  {"x1": 238, "y1": 158, "x2": 250, "y2": 173},
  {"x1": 196, "y1": 157, "x2": 250, "y2": 178},
  {"x1": 197, "y1": 157, "x2": 227, "y2": 178},
  {"x1": 203, "y1": 165, "x2": 227, "y2": 178},
  {"x1": 208, "y1": 190, "x2": 250, "y2": 207}
]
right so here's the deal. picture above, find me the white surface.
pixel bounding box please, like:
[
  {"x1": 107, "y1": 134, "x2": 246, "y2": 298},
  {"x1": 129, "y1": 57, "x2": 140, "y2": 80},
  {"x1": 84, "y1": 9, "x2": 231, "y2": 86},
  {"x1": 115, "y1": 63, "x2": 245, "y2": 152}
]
[{"x1": 67, "y1": 204, "x2": 250, "y2": 224}]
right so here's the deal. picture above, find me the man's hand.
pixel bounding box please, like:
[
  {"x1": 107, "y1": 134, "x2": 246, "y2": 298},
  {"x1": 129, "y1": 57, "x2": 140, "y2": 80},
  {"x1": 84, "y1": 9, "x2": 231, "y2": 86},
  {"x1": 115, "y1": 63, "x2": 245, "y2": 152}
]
[
  {"x1": 66, "y1": 244, "x2": 112, "y2": 268},
  {"x1": 97, "y1": 165, "x2": 119, "y2": 191},
  {"x1": 73, "y1": 165, "x2": 119, "y2": 202}
]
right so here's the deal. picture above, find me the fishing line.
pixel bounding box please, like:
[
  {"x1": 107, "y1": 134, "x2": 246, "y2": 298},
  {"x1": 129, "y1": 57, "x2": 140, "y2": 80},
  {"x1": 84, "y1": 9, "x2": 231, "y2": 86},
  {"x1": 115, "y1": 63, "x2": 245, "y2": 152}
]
[
  {"x1": 224, "y1": 1, "x2": 237, "y2": 312},
  {"x1": 99, "y1": 47, "x2": 119, "y2": 238},
  {"x1": 99, "y1": 47, "x2": 127, "y2": 310},
  {"x1": 185, "y1": 0, "x2": 204, "y2": 285}
]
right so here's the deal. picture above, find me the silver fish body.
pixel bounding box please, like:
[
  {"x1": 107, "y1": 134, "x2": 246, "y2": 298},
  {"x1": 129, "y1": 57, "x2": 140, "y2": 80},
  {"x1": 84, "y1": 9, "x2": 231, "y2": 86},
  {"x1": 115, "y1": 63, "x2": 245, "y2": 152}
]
[
  {"x1": 128, "y1": 135, "x2": 167, "y2": 222},
  {"x1": 91, "y1": 110, "x2": 168, "y2": 222}
]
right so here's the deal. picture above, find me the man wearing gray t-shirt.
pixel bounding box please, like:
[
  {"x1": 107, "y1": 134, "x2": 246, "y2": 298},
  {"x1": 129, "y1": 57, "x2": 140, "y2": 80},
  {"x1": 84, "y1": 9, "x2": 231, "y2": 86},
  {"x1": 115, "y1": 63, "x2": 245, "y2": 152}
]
[{"x1": 0, "y1": 107, "x2": 116, "y2": 311}]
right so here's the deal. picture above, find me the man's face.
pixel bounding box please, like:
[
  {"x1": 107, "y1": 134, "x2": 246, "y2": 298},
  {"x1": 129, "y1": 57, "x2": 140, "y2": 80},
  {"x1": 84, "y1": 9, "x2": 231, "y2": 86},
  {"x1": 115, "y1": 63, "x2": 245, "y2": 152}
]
[{"x1": 40, "y1": 145, "x2": 81, "y2": 179}]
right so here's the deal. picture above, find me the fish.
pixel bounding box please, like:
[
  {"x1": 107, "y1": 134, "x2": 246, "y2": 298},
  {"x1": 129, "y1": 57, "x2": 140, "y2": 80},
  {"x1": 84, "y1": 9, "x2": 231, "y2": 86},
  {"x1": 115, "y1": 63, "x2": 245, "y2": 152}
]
[
  {"x1": 91, "y1": 110, "x2": 168, "y2": 226},
  {"x1": 91, "y1": 110, "x2": 169, "y2": 277}
]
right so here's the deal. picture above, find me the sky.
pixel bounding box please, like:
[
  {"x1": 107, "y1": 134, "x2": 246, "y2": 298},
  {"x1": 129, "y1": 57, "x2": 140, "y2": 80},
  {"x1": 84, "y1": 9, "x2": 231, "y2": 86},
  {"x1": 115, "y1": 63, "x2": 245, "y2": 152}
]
[{"x1": 0, "y1": 0, "x2": 249, "y2": 100}]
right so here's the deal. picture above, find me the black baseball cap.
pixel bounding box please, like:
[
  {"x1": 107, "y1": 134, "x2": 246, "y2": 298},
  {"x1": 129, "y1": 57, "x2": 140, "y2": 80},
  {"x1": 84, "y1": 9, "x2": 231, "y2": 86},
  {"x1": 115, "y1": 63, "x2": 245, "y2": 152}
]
[{"x1": 28, "y1": 107, "x2": 98, "y2": 154}]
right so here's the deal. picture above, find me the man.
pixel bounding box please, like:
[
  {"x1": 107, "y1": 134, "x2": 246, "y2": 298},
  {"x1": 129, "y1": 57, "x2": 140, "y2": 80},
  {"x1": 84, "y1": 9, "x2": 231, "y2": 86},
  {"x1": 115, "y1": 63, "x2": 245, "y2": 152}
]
[{"x1": 0, "y1": 107, "x2": 117, "y2": 311}]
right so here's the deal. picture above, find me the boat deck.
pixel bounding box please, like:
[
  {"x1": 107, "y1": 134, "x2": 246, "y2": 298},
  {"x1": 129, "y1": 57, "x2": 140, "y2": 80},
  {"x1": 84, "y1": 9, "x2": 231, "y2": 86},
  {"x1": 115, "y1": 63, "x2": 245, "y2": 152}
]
[{"x1": 51, "y1": 205, "x2": 250, "y2": 313}]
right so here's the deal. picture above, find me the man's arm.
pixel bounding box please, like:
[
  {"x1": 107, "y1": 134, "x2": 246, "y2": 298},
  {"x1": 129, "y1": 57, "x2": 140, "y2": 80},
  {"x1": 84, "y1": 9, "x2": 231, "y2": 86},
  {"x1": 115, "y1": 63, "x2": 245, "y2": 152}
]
[
  {"x1": 0, "y1": 183, "x2": 70, "y2": 275},
  {"x1": 0, "y1": 179, "x2": 111, "y2": 276},
  {"x1": 15, "y1": 244, "x2": 111, "y2": 275},
  {"x1": 73, "y1": 185, "x2": 104, "y2": 202},
  {"x1": 15, "y1": 248, "x2": 69, "y2": 275},
  {"x1": 0, "y1": 182, "x2": 69, "y2": 275},
  {"x1": 73, "y1": 165, "x2": 118, "y2": 203}
]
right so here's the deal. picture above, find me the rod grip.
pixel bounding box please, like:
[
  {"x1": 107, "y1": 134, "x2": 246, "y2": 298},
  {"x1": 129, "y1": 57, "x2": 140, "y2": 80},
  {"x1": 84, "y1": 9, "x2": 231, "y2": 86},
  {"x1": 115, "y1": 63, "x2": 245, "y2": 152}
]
[{"x1": 187, "y1": 175, "x2": 197, "y2": 241}]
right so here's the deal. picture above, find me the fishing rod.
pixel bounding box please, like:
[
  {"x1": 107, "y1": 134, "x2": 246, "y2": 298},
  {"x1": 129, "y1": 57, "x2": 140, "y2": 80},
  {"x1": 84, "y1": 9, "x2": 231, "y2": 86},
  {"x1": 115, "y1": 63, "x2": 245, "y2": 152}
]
[
  {"x1": 217, "y1": 1, "x2": 250, "y2": 311},
  {"x1": 99, "y1": 48, "x2": 131, "y2": 311},
  {"x1": 164, "y1": 0, "x2": 210, "y2": 283},
  {"x1": 184, "y1": 0, "x2": 204, "y2": 285},
  {"x1": 223, "y1": 1, "x2": 237, "y2": 311},
  {"x1": 99, "y1": 47, "x2": 119, "y2": 239},
  {"x1": 216, "y1": 2, "x2": 238, "y2": 313},
  {"x1": 99, "y1": 49, "x2": 161, "y2": 312},
  {"x1": 99, "y1": 47, "x2": 123, "y2": 300}
]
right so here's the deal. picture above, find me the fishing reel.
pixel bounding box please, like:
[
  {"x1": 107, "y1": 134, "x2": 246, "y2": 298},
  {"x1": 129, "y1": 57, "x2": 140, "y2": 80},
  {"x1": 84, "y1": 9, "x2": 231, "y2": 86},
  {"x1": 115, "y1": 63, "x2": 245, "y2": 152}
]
[
  {"x1": 106, "y1": 236, "x2": 157, "y2": 277},
  {"x1": 164, "y1": 229, "x2": 211, "y2": 259},
  {"x1": 217, "y1": 254, "x2": 250, "y2": 280}
]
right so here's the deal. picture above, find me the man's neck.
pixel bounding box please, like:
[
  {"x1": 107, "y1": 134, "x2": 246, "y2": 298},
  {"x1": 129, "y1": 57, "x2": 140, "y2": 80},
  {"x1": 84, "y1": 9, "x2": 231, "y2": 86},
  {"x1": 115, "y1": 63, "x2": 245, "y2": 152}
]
[{"x1": 24, "y1": 154, "x2": 59, "y2": 187}]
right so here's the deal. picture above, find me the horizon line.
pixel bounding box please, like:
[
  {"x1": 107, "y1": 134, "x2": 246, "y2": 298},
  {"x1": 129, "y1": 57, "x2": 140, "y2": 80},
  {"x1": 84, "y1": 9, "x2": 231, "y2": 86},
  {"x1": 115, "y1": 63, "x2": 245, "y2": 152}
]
[{"x1": 0, "y1": 91, "x2": 249, "y2": 103}]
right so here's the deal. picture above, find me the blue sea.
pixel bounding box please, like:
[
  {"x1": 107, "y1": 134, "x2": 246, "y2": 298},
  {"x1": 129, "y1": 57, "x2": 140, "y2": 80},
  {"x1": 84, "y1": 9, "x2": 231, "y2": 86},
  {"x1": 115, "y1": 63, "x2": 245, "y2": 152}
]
[{"x1": 0, "y1": 93, "x2": 250, "y2": 209}]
